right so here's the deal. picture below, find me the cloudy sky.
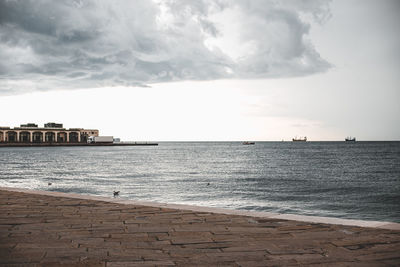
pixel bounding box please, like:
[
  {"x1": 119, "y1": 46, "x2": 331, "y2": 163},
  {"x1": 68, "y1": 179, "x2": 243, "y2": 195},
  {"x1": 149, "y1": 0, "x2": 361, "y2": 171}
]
[{"x1": 0, "y1": 0, "x2": 399, "y2": 141}]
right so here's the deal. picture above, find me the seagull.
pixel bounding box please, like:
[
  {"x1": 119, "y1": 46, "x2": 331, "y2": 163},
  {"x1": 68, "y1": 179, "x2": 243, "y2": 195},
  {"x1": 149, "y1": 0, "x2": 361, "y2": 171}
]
[{"x1": 113, "y1": 191, "x2": 120, "y2": 197}]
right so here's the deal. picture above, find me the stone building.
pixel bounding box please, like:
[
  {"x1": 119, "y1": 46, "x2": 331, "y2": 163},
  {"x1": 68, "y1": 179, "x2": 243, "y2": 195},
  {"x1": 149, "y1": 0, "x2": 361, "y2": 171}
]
[{"x1": 0, "y1": 123, "x2": 99, "y2": 143}]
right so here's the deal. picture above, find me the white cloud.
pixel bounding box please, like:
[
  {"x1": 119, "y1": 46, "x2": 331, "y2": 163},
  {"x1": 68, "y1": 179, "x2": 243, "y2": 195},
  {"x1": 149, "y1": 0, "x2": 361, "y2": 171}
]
[{"x1": 0, "y1": 0, "x2": 331, "y2": 95}]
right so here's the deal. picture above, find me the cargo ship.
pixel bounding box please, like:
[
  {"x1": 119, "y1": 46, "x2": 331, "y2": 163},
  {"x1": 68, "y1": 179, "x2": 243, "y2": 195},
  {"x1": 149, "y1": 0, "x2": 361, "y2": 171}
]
[
  {"x1": 345, "y1": 136, "x2": 356, "y2": 142},
  {"x1": 292, "y1": 136, "x2": 307, "y2": 142}
]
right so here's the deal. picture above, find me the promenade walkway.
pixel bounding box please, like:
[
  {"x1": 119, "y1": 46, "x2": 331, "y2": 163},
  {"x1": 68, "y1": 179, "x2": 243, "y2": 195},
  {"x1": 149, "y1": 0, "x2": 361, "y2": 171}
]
[{"x1": 0, "y1": 188, "x2": 399, "y2": 266}]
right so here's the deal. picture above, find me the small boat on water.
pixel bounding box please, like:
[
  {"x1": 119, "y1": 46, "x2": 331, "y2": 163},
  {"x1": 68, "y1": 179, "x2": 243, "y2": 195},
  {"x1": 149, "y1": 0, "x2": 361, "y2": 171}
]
[
  {"x1": 345, "y1": 136, "x2": 356, "y2": 142},
  {"x1": 243, "y1": 141, "x2": 255, "y2": 145},
  {"x1": 292, "y1": 136, "x2": 307, "y2": 142}
]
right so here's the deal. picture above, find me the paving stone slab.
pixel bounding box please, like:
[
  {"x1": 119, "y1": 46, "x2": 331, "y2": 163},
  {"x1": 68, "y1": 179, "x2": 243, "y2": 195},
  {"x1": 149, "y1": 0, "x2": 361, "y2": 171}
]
[{"x1": 1, "y1": 187, "x2": 399, "y2": 266}]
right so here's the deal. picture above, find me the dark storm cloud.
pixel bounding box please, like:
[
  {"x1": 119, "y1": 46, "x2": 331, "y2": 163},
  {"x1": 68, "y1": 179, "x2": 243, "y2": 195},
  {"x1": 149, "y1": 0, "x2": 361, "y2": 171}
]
[{"x1": 0, "y1": 0, "x2": 332, "y2": 95}]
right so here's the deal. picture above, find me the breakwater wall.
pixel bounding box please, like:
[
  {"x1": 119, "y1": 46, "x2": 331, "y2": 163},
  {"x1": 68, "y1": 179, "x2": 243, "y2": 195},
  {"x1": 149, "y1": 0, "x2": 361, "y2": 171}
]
[{"x1": 0, "y1": 142, "x2": 158, "y2": 147}]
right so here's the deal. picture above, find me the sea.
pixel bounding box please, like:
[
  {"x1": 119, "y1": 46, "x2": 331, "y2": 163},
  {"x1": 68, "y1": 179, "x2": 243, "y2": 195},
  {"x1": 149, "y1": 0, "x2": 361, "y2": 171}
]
[{"x1": 0, "y1": 142, "x2": 399, "y2": 223}]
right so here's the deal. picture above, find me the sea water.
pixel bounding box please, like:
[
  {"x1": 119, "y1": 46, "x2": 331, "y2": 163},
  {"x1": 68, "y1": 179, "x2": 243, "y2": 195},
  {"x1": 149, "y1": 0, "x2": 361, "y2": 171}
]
[{"x1": 0, "y1": 142, "x2": 399, "y2": 222}]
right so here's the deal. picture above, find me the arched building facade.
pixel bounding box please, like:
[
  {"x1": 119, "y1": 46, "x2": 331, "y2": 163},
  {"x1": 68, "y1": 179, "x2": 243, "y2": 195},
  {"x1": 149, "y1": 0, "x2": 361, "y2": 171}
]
[{"x1": 0, "y1": 123, "x2": 99, "y2": 143}]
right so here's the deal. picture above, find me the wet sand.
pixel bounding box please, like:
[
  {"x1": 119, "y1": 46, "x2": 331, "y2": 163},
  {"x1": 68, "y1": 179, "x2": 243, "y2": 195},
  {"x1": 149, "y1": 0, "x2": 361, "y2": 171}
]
[{"x1": 0, "y1": 187, "x2": 399, "y2": 266}]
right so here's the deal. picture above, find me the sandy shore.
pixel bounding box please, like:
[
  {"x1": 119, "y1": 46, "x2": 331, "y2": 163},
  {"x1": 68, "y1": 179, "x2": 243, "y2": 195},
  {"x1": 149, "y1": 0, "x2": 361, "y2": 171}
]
[{"x1": 1, "y1": 187, "x2": 399, "y2": 266}]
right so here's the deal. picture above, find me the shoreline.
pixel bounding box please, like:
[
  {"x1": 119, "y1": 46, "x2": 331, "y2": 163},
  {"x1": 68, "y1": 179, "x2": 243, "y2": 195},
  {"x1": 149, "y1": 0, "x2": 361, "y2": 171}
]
[
  {"x1": 2, "y1": 186, "x2": 399, "y2": 230},
  {"x1": 1, "y1": 187, "x2": 399, "y2": 266}
]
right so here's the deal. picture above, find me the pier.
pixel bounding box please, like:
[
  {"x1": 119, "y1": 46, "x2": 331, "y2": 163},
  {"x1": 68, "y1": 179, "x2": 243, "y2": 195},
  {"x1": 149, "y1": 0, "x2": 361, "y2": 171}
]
[{"x1": 0, "y1": 142, "x2": 158, "y2": 147}]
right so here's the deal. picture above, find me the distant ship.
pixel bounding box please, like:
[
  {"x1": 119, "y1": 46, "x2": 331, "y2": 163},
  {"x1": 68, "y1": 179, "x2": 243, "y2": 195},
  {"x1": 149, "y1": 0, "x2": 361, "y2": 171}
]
[
  {"x1": 292, "y1": 136, "x2": 307, "y2": 142},
  {"x1": 345, "y1": 137, "x2": 356, "y2": 142},
  {"x1": 243, "y1": 141, "x2": 255, "y2": 145}
]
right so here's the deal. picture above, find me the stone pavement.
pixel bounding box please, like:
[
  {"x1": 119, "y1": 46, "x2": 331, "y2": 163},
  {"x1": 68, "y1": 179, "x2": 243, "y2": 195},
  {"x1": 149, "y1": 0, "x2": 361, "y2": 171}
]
[{"x1": 0, "y1": 188, "x2": 399, "y2": 266}]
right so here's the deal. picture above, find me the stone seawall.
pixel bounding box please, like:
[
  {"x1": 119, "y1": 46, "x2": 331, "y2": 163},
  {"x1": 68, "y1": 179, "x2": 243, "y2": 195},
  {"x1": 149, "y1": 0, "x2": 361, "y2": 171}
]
[{"x1": 0, "y1": 187, "x2": 399, "y2": 266}]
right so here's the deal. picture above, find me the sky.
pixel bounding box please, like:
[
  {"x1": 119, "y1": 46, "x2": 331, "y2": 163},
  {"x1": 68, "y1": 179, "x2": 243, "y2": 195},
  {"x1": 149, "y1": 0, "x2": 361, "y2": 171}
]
[{"x1": 0, "y1": 0, "x2": 399, "y2": 141}]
